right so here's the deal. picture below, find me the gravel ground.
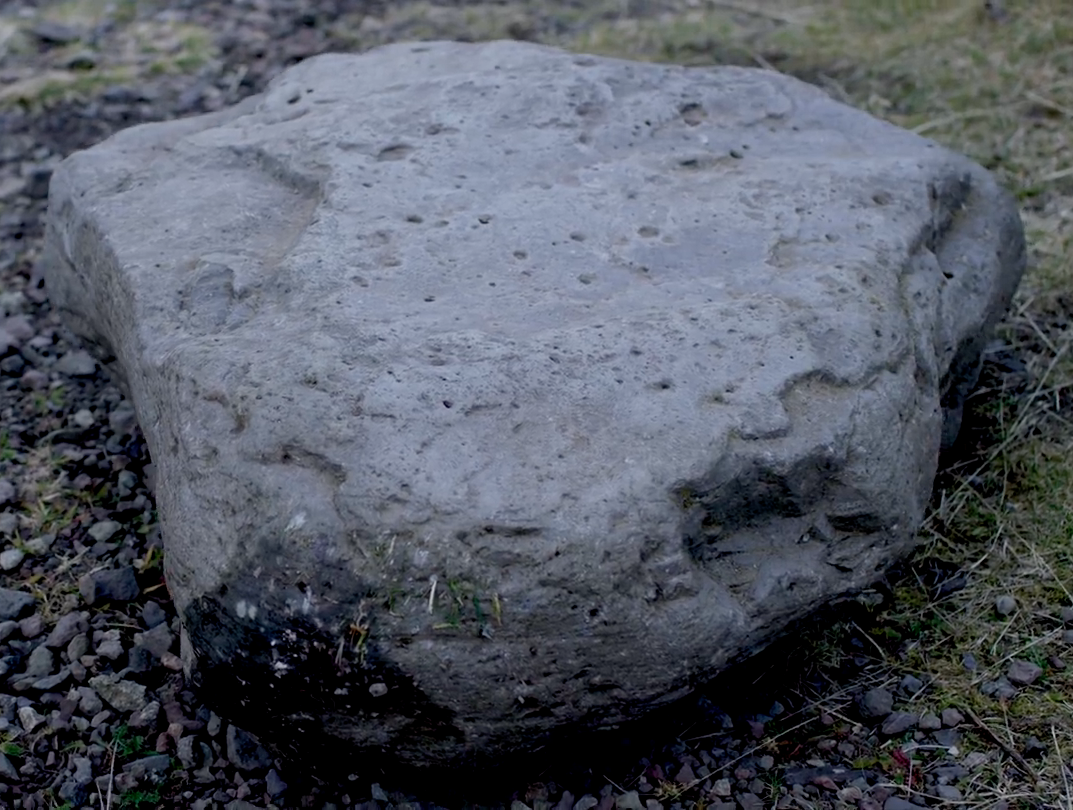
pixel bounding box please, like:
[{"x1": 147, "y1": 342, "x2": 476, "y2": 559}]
[{"x1": 0, "y1": 1, "x2": 1053, "y2": 808}]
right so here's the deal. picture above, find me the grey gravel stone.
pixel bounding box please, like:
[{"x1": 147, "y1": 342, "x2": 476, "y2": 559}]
[
  {"x1": 23, "y1": 644, "x2": 55, "y2": 679},
  {"x1": 87, "y1": 520, "x2": 121, "y2": 543},
  {"x1": 76, "y1": 686, "x2": 103, "y2": 716},
  {"x1": 94, "y1": 628, "x2": 124, "y2": 660},
  {"x1": 0, "y1": 480, "x2": 15, "y2": 506},
  {"x1": 898, "y1": 674, "x2": 924, "y2": 695},
  {"x1": 0, "y1": 620, "x2": 18, "y2": 641},
  {"x1": 24, "y1": 533, "x2": 56, "y2": 555},
  {"x1": 79, "y1": 566, "x2": 139, "y2": 605},
  {"x1": 616, "y1": 791, "x2": 644, "y2": 810},
  {"x1": 67, "y1": 632, "x2": 90, "y2": 662},
  {"x1": 941, "y1": 708, "x2": 964, "y2": 727},
  {"x1": 0, "y1": 749, "x2": 17, "y2": 778},
  {"x1": 31, "y1": 667, "x2": 70, "y2": 691},
  {"x1": 0, "y1": 547, "x2": 25, "y2": 570},
  {"x1": 129, "y1": 700, "x2": 160, "y2": 729},
  {"x1": 858, "y1": 688, "x2": 894, "y2": 719},
  {"x1": 45, "y1": 611, "x2": 88, "y2": 648},
  {"x1": 1007, "y1": 659, "x2": 1043, "y2": 685},
  {"x1": 980, "y1": 677, "x2": 1019, "y2": 700},
  {"x1": 90, "y1": 709, "x2": 112, "y2": 727},
  {"x1": 267, "y1": 768, "x2": 288, "y2": 796},
  {"x1": 574, "y1": 796, "x2": 598, "y2": 810},
  {"x1": 57, "y1": 754, "x2": 94, "y2": 803},
  {"x1": 933, "y1": 728, "x2": 960, "y2": 747},
  {"x1": 133, "y1": 621, "x2": 173, "y2": 657},
  {"x1": 18, "y1": 705, "x2": 44, "y2": 731},
  {"x1": 934, "y1": 785, "x2": 962, "y2": 800},
  {"x1": 881, "y1": 712, "x2": 918, "y2": 735},
  {"x1": 71, "y1": 408, "x2": 95, "y2": 428},
  {"x1": 918, "y1": 712, "x2": 941, "y2": 730},
  {"x1": 227, "y1": 724, "x2": 273, "y2": 771},
  {"x1": 18, "y1": 613, "x2": 43, "y2": 638},
  {"x1": 123, "y1": 753, "x2": 171, "y2": 776},
  {"x1": 177, "y1": 736, "x2": 198, "y2": 769},
  {"x1": 89, "y1": 673, "x2": 148, "y2": 713},
  {"x1": 884, "y1": 799, "x2": 919, "y2": 810},
  {"x1": 0, "y1": 512, "x2": 16, "y2": 535},
  {"x1": 141, "y1": 600, "x2": 167, "y2": 628},
  {"x1": 30, "y1": 20, "x2": 82, "y2": 44},
  {"x1": 994, "y1": 595, "x2": 1017, "y2": 616},
  {"x1": 53, "y1": 350, "x2": 98, "y2": 376},
  {"x1": 0, "y1": 587, "x2": 35, "y2": 620}
]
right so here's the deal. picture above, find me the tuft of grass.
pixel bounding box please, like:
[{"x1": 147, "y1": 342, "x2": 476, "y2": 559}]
[
  {"x1": 116, "y1": 788, "x2": 162, "y2": 809},
  {"x1": 109, "y1": 724, "x2": 149, "y2": 760}
]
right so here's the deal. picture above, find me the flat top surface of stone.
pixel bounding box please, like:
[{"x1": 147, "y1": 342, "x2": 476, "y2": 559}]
[{"x1": 56, "y1": 42, "x2": 981, "y2": 525}]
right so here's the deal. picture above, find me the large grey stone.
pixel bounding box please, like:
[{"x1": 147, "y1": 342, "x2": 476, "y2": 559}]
[{"x1": 40, "y1": 41, "x2": 1024, "y2": 770}]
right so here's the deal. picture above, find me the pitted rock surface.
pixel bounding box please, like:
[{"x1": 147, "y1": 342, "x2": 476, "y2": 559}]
[{"x1": 40, "y1": 40, "x2": 1024, "y2": 769}]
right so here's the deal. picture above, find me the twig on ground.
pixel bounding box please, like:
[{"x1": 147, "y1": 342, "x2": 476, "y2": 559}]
[{"x1": 964, "y1": 706, "x2": 1039, "y2": 785}]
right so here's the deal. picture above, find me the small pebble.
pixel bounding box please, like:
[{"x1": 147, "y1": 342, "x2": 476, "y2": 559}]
[
  {"x1": 1006, "y1": 659, "x2": 1043, "y2": 686},
  {"x1": 71, "y1": 408, "x2": 95, "y2": 428},
  {"x1": 858, "y1": 687, "x2": 893, "y2": 719},
  {"x1": 18, "y1": 705, "x2": 45, "y2": 732},
  {"x1": 19, "y1": 613, "x2": 44, "y2": 638},
  {"x1": 711, "y1": 779, "x2": 731, "y2": 797},
  {"x1": 994, "y1": 595, "x2": 1017, "y2": 616},
  {"x1": 836, "y1": 787, "x2": 862, "y2": 802},
  {"x1": 898, "y1": 674, "x2": 923, "y2": 695},
  {"x1": 918, "y1": 712, "x2": 941, "y2": 731},
  {"x1": 53, "y1": 350, "x2": 98, "y2": 376},
  {"x1": 941, "y1": 708, "x2": 964, "y2": 727},
  {"x1": 87, "y1": 520, "x2": 122, "y2": 543},
  {"x1": 0, "y1": 547, "x2": 25, "y2": 570},
  {"x1": 879, "y1": 712, "x2": 914, "y2": 738},
  {"x1": 24, "y1": 533, "x2": 56, "y2": 555}
]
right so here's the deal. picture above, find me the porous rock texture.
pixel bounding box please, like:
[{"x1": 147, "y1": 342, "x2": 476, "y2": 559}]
[{"x1": 40, "y1": 40, "x2": 1025, "y2": 770}]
